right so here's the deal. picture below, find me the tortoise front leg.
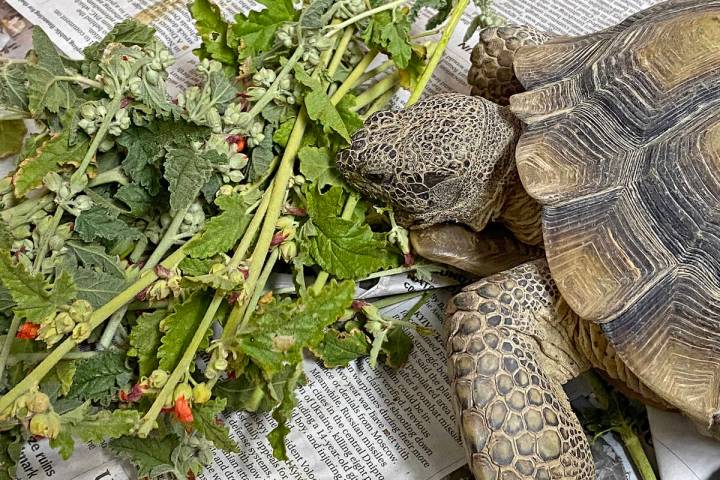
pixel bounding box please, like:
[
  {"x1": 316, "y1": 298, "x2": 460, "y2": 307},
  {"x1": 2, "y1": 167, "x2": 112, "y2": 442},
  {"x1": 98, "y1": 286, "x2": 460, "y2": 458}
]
[{"x1": 446, "y1": 260, "x2": 594, "y2": 480}]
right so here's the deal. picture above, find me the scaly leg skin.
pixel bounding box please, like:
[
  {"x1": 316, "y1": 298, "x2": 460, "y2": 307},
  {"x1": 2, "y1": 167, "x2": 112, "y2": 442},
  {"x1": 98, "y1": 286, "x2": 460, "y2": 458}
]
[{"x1": 445, "y1": 259, "x2": 594, "y2": 480}]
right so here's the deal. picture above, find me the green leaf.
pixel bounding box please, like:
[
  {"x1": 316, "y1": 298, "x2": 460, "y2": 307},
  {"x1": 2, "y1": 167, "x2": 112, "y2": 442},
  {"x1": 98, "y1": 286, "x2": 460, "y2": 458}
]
[
  {"x1": 128, "y1": 310, "x2": 165, "y2": 377},
  {"x1": 312, "y1": 329, "x2": 369, "y2": 368},
  {"x1": 189, "y1": 0, "x2": 237, "y2": 72},
  {"x1": 75, "y1": 206, "x2": 141, "y2": 243},
  {"x1": 0, "y1": 62, "x2": 28, "y2": 115},
  {"x1": 229, "y1": 0, "x2": 298, "y2": 60},
  {"x1": 66, "y1": 352, "x2": 132, "y2": 406},
  {"x1": 249, "y1": 125, "x2": 275, "y2": 182},
  {"x1": 299, "y1": 0, "x2": 334, "y2": 29},
  {"x1": 158, "y1": 291, "x2": 213, "y2": 371},
  {"x1": 380, "y1": 22, "x2": 412, "y2": 69},
  {"x1": 298, "y1": 146, "x2": 344, "y2": 188},
  {"x1": 300, "y1": 186, "x2": 400, "y2": 279},
  {"x1": 205, "y1": 68, "x2": 238, "y2": 112},
  {"x1": 237, "y1": 280, "x2": 354, "y2": 376},
  {"x1": 305, "y1": 89, "x2": 350, "y2": 143},
  {"x1": 73, "y1": 267, "x2": 127, "y2": 308},
  {"x1": 52, "y1": 403, "x2": 140, "y2": 459},
  {"x1": 66, "y1": 241, "x2": 125, "y2": 278},
  {"x1": 0, "y1": 251, "x2": 76, "y2": 323},
  {"x1": 267, "y1": 364, "x2": 303, "y2": 460},
  {"x1": 187, "y1": 190, "x2": 259, "y2": 259},
  {"x1": 336, "y1": 94, "x2": 364, "y2": 136},
  {"x1": 53, "y1": 360, "x2": 76, "y2": 397},
  {"x1": 115, "y1": 183, "x2": 153, "y2": 217},
  {"x1": 0, "y1": 121, "x2": 26, "y2": 159},
  {"x1": 117, "y1": 119, "x2": 210, "y2": 195},
  {"x1": 82, "y1": 20, "x2": 156, "y2": 78},
  {"x1": 273, "y1": 118, "x2": 295, "y2": 148},
  {"x1": 382, "y1": 327, "x2": 413, "y2": 368},
  {"x1": 164, "y1": 146, "x2": 214, "y2": 216},
  {"x1": 13, "y1": 131, "x2": 89, "y2": 197},
  {"x1": 109, "y1": 435, "x2": 177, "y2": 477},
  {"x1": 178, "y1": 257, "x2": 213, "y2": 276},
  {"x1": 192, "y1": 398, "x2": 239, "y2": 452},
  {"x1": 0, "y1": 428, "x2": 22, "y2": 480},
  {"x1": 215, "y1": 364, "x2": 299, "y2": 413},
  {"x1": 27, "y1": 28, "x2": 77, "y2": 115}
]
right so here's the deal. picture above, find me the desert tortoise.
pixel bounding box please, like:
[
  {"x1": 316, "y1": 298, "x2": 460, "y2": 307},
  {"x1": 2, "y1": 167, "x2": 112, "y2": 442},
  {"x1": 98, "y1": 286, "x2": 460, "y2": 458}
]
[{"x1": 338, "y1": 1, "x2": 720, "y2": 478}]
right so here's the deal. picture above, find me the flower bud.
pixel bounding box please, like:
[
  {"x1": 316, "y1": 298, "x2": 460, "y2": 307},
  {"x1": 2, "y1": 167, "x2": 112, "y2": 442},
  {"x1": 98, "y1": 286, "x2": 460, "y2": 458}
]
[
  {"x1": 174, "y1": 383, "x2": 193, "y2": 403},
  {"x1": 149, "y1": 369, "x2": 169, "y2": 388},
  {"x1": 80, "y1": 103, "x2": 97, "y2": 119},
  {"x1": 72, "y1": 322, "x2": 91, "y2": 343},
  {"x1": 98, "y1": 137, "x2": 115, "y2": 152},
  {"x1": 226, "y1": 170, "x2": 244, "y2": 183},
  {"x1": 216, "y1": 185, "x2": 234, "y2": 197},
  {"x1": 54, "y1": 312, "x2": 75, "y2": 334},
  {"x1": 73, "y1": 195, "x2": 93, "y2": 211},
  {"x1": 192, "y1": 383, "x2": 212, "y2": 404},
  {"x1": 365, "y1": 320, "x2": 383, "y2": 335},
  {"x1": 212, "y1": 357, "x2": 228, "y2": 372},
  {"x1": 26, "y1": 392, "x2": 50, "y2": 414},
  {"x1": 279, "y1": 240, "x2": 297, "y2": 262},
  {"x1": 145, "y1": 68, "x2": 160, "y2": 86},
  {"x1": 69, "y1": 300, "x2": 93, "y2": 323},
  {"x1": 43, "y1": 172, "x2": 63, "y2": 192},
  {"x1": 29, "y1": 411, "x2": 61, "y2": 439},
  {"x1": 147, "y1": 280, "x2": 170, "y2": 301}
]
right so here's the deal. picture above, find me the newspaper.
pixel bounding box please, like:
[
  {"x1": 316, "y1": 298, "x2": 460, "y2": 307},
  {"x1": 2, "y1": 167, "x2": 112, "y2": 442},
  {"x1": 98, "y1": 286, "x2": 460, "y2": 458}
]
[{"x1": 2, "y1": 0, "x2": 707, "y2": 479}]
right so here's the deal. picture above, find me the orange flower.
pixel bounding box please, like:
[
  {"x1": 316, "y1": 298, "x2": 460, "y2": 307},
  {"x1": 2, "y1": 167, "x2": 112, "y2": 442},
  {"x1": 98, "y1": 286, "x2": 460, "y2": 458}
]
[
  {"x1": 174, "y1": 395, "x2": 193, "y2": 423},
  {"x1": 16, "y1": 322, "x2": 39, "y2": 340}
]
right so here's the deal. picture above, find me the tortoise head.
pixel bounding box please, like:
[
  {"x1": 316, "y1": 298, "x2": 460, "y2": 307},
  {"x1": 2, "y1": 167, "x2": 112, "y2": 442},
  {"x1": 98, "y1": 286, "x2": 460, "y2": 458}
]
[{"x1": 336, "y1": 93, "x2": 523, "y2": 231}]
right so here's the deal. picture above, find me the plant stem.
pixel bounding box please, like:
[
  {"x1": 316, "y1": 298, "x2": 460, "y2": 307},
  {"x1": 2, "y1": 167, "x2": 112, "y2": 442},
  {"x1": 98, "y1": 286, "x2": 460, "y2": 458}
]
[
  {"x1": 239, "y1": 248, "x2": 279, "y2": 330},
  {"x1": 370, "y1": 291, "x2": 427, "y2": 310},
  {"x1": 0, "y1": 317, "x2": 21, "y2": 381},
  {"x1": 32, "y1": 206, "x2": 63, "y2": 272},
  {"x1": 327, "y1": 28, "x2": 354, "y2": 77},
  {"x1": 97, "y1": 306, "x2": 129, "y2": 350},
  {"x1": 362, "y1": 86, "x2": 398, "y2": 120},
  {"x1": 406, "y1": 0, "x2": 470, "y2": 106},
  {"x1": 352, "y1": 72, "x2": 400, "y2": 111},
  {"x1": 330, "y1": 50, "x2": 379, "y2": 104},
  {"x1": 7, "y1": 350, "x2": 99, "y2": 365},
  {"x1": 324, "y1": 0, "x2": 407, "y2": 37},
  {"x1": 71, "y1": 93, "x2": 123, "y2": 184},
  {"x1": 243, "y1": 46, "x2": 305, "y2": 123},
  {"x1": 3, "y1": 195, "x2": 53, "y2": 228},
  {"x1": 619, "y1": 426, "x2": 657, "y2": 480},
  {"x1": 55, "y1": 75, "x2": 103, "y2": 89},
  {"x1": 144, "y1": 206, "x2": 189, "y2": 271},
  {"x1": 87, "y1": 166, "x2": 129, "y2": 187},
  {"x1": 353, "y1": 59, "x2": 394, "y2": 87},
  {"x1": 359, "y1": 262, "x2": 445, "y2": 281},
  {"x1": 0, "y1": 246, "x2": 188, "y2": 413}
]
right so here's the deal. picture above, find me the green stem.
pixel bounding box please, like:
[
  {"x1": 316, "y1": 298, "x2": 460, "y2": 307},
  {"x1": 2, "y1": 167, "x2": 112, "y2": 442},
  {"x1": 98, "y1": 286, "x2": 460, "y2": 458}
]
[
  {"x1": 406, "y1": 0, "x2": 470, "y2": 106},
  {"x1": 71, "y1": 93, "x2": 123, "y2": 184},
  {"x1": 324, "y1": 0, "x2": 407, "y2": 37},
  {"x1": 87, "y1": 166, "x2": 129, "y2": 187},
  {"x1": 7, "y1": 350, "x2": 99, "y2": 366},
  {"x1": 0, "y1": 246, "x2": 188, "y2": 413},
  {"x1": 32, "y1": 206, "x2": 63, "y2": 272},
  {"x1": 619, "y1": 427, "x2": 657, "y2": 480},
  {"x1": 330, "y1": 50, "x2": 379, "y2": 104},
  {"x1": 362, "y1": 86, "x2": 398, "y2": 120},
  {"x1": 3, "y1": 195, "x2": 53, "y2": 227},
  {"x1": 243, "y1": 46, "x2": 305, "y2": 123},
  {"x1": 353, "y1": 59, "x2": 394, "y2": 87},
  {"x1": 359, "y1": 261, "x2": 445, "y2": 281},
  {"x1": 0, "y1": 317, "x2": 21, "y2": 381},
  {"x1": 144, "y1": 206, "x2": 190, "y2": 271},
  {"x1": 327, "y1": 28, "x2": 355, "y2": 77},
  {"x1": 352, "y1": 73, "x2": 400, "y2": 111},
  {"x1": 55, "y1": 75, "x2": 103, "y2": 89},
  {"x1": 97, "y1": 306, "x2": 129, "y2": 350},
  {"x1": 369, "y1": 291, "x2": 427, "y2": 310},
  {"x1": 239, "y1": 248, "x2": 279, "y2": 330}
]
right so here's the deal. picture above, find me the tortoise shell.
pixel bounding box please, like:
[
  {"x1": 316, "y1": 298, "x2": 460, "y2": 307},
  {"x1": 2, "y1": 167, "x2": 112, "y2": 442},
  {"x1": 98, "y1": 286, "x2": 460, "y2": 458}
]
[{"x1": 510, "y1": 0, "x2": 720, "y2": 428}]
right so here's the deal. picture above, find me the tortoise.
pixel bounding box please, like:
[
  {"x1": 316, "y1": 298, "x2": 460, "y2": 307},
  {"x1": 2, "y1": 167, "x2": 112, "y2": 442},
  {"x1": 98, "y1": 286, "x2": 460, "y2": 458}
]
[{"x1": 337, "y1": 1, "x2": 720, "y2": 478}]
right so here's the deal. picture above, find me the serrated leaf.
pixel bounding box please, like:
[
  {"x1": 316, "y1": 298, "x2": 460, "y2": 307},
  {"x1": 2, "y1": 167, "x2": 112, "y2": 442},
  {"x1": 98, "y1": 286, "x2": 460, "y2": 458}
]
[
  {"x1": 74, "y1": 267, "x2": 127, "y2": 308},
  {"x1": 75, "y1": 206, "x2": 141, "y2": 243},
  {"x1": 117, "y1": 120, "x2": 210, "y2": 195},
  {"x1": 178, "y1": 257, "x2": 213, "y2": 277},
  {"x1": 158, "y1": 291, "x2": 213, "y2": 371},
  {"x1": 0, "y1": 251, "x2": 76, "y2": 323},
  {"x1": 382, "y1": 327, "x2": 413, "y2": 368},
  {"x1": 128, "y1": 310, "x2": 164, "y2": 377},
  {"x1": 380, "y1": 22, "x2": 412, "y2": 69},
  {"x1": 190, "y1": 0, "x2": 237, "y2": 72},
  {"x1": 336, "y1": 94, "x2": 364, "y2": 136},
  {"x1": 312, "y1": 329, "x2": 369, "y2": 368},
  {"x1": 192, "y1": 398, "x2": 239, "y2": 452},
  {"x1": 298, "y1": 146, "x2": 344, "y2": 188},
  {"x1": 13, "y1": 131, "x2": 89, "y2": 197},
  {"x1": 109, "y1": 435, "x2": 177, "y2": 477},
  {"x1": 237, "y1": 280, "x2": 354, "y2": 376},
  {"x1": 82, "y1": 20, "x2": 156, "y2": 78},
  {"x1": 115, "y1": 183, "x2": 153, "y2": 217},
  {"x1": 66, "y1": 241, "x2": 125, "y2": 278},
  {"x1": 51, "y1": 403, "x2": 140, "y2": 459},
  {"x1": 187, "y1": 190, "x2": 259, "y2": 259},
  {"x1": 272, "y1": 118, "x2": 295, "y2": 148},
  {"x1": 300, "y1": 186, "x2": 400, "y2": 279},
  {"x1": 299, "y1": 0, "x2": 334, "y2": 29},
  {"x1": 54, "y1": 360, "x2": 76, "y2": 397},
  {"x1": 305, "y1": 89, "x2": 350, "y2": 143},
  {"x1": 0, "y1": 62, "x2": 28, "y2": 116},
  {"x1": 249, "y1": 125, "x2": 275, "y2": 182},
  {"x1": 215, "y1": 364, "x2": 298, "y2": 413},
  {"x1": 164, "y1": 146, "x2": 213, "y2": 216},
  {"x1": 229, "y1": 0, "x2": 298, "y2": 60},
  {"x1": 66, "y1": 352, "x2": 132, "y2": 406},
  {"x1": 267, "y1": 364, "x2": 303, "y2": 461},
  {"x1": 27, "y1": 28, "x2": 77, "y2": 115},
  {"x1": 0, "y1": 121, "x2": 26, "y2": 159}
]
